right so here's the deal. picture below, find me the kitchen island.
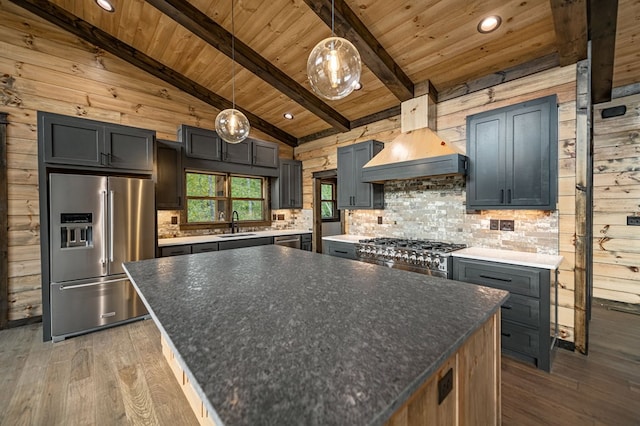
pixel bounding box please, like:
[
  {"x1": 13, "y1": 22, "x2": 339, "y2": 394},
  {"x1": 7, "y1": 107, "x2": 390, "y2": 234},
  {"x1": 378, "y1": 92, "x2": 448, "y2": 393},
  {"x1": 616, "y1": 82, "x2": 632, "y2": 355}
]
[{"x1": 123, "y1": 246, "x2": 508, "y2": 425}]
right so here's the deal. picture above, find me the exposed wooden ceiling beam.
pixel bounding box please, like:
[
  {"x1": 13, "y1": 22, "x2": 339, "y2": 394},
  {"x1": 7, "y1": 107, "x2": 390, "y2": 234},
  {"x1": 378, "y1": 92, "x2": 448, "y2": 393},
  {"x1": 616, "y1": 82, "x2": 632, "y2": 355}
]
[
  {"x1": 303, "y1": 0, "x2": 414, "y2": 102},
  {"x1": 589, "y1": 0, "x2": 618, "y2": 104},
  {"x1": 550, "y1": 0, "x2": 588, "y2": 66},
  {"x1": 145, "y1": 0, "x2": 350, "y2": 133},
  {"x1": 8, "y1": 0, "x2": 298, "y2": 147}
]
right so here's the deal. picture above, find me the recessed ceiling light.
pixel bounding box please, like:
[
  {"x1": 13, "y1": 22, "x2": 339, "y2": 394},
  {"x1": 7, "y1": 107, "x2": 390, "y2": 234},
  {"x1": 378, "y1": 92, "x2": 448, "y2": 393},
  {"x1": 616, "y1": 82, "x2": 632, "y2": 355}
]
[
  {"x1": 95, "y1": 0, "x2": 115, "y2": 13},
  {"x1": 354, "y1": 82, "x2": 363, "y2": 91},
  {"x1": 477, "y1": 15, "x2": 501, "y2": 34},
  {"x1": 283, "y1": 112, "x2": 294, "y2": 120}
]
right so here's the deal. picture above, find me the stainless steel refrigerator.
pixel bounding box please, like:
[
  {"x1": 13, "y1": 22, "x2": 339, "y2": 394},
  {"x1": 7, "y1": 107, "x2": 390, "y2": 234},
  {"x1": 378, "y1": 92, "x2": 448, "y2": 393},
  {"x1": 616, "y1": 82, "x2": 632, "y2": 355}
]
[{"x1": 49, "y1": 173, "x2": 154, "y2": 341}]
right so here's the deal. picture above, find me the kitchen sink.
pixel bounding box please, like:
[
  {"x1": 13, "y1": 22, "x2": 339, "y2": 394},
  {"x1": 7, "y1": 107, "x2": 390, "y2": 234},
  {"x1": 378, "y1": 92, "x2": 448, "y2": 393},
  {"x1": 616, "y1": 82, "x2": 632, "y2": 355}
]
[{"x1": 218, "y1": 233, "x2": 257, "y2": 238}]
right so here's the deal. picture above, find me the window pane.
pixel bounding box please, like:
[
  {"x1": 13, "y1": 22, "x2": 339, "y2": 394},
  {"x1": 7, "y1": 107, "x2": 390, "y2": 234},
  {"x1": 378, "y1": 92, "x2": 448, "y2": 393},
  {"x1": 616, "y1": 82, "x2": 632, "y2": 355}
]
[
  {"x1": 321, "y1": 201, "x2": 334, "y2": 219},
  {"x1": 230, "y1": 176, "x2": 262, "y2": 198},
  {"x1": 232, "y1": 200, "x2": 263, "y2": 221},
  {"x1": 186, "y1": 173, "x2": 226, "y2": 197},
  {"x1": 321, "y1": 183, "x2": 333, "y2": 201},
  {"x1": 187, "y1": 199, "x2": 228, "y2": 222}
]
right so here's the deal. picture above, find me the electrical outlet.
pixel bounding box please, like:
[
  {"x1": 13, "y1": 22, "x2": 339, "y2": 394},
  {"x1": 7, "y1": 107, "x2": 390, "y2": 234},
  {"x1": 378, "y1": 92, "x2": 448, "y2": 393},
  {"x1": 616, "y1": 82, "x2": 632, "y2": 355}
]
[
  {"x1": 377, "y1": 216, "x2": 383, "y2": 224},
  {"x1": 627, "y1": 216, "x2": 640, "y2": 226},
  {"x1": 272, "y1": 214, "x2": 277, "y2": 220},
  {"x1": 499, "y1": 219, "x2": 514, "y2": 231},
  {"x1": 277, "y1": 214, "x2": 285, "y2": 220},
  {"x1": 489, "y1": 219, "x2": 499, "y2": 230},
  {"x1": 437, "y1": 368, "x2": 454, "y2": 405},
  {"x1": 171, "y1": 216, "x2": 178, "y2": 225}
]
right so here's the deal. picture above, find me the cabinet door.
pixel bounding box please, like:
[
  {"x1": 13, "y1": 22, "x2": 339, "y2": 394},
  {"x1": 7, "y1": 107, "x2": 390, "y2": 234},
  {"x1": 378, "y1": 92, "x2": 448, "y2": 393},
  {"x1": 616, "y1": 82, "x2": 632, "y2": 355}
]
[
  {"x1": 290, "y1": 160, "x2": 302, "y2": 208},
  {"x1": 337, "y1": 146, "x2": 354, "y2": 209},
  {"x1": 222, "y1": 140, "x2": 252, "y2": 165},
  {"x1": 353, "y1": 143, "x2": 374, "y2": 208},
  {"x1": 156, "y1": 140, "x2": 183, "y2": 210},
  {"x1": 160, "y1": 245, "x2": 192, "y2": 257},
  {"x1": 42, "y1": 112, "x2": 104, "y2": 167},
  {"x1": 253, "y1": 140, "x2": 279, "y2": 168},
  {"x1": 466, "y1": 112, "x2": 506, "y2": 208},
  {"x1": 105, "y1": 126, "x2": 154, "y2": 171},
  {"x1": 506, "y1": 97, "x2": 556, "y2": 208},
  {"x1": 182, "y1": 125, "x2": 223, "y2": 161},
  {"x1": 218, "y1": 237, "x2": 272, "y2": 250}
]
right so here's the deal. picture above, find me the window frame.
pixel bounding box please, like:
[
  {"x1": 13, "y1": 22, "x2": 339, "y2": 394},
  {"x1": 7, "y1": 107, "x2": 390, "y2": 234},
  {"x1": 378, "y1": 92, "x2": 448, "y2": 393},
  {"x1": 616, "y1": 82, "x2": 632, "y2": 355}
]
[
  {"x1": 181, "y1": 169, "x2": 271, "y2": 229},
  {"x1": 320, "y1": 180, "x2": 340, "y2": 222}
]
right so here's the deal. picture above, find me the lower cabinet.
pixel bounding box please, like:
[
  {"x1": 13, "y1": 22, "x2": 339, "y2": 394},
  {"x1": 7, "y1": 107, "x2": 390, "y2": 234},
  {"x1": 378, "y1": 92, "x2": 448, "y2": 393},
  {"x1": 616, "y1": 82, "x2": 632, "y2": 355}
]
[
  {"x1": 452, "y1": 257, "x2": 552, "y2": 371},
  {"x1": 323, "y1": 240, "x2": 357, "y2": 260},
  {"x1": 301, "y1": 234, "x2": 312, "y2": 251},
  {"x1": 218, "y1": 237, "x2": 272, "y2": 250},
  {"x1": 160, "y1": 235, "x2": 314, "y2": 257},
  {"x1": 160, "y1": 245, "x2": 192, "y2": 257}
]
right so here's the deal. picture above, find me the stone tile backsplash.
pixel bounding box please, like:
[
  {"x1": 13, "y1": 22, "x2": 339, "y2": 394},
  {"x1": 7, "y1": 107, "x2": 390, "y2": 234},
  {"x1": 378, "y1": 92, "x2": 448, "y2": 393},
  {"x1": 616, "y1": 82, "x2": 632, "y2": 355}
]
[{"x1": 346, "y1": 176, "x2": 559, "y2": 255}]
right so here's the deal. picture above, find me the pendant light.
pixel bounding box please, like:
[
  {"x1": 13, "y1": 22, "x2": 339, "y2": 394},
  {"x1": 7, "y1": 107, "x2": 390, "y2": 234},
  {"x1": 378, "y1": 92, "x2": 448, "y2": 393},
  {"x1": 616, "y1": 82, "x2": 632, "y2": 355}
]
[
  {"x1": 215, "y1": 0, "x2": 250, "y2": 144},
  {"x1": 307, "y1": 0, "x2": 362, "y2": 100}
]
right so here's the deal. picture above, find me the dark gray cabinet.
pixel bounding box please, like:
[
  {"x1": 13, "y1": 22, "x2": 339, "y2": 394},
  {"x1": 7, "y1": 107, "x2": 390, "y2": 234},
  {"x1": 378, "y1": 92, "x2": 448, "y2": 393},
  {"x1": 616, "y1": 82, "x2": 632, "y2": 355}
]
[
  {"x1": 337, "y1": 140, "x2": 384, "y2": 209},
  {"x1": 301, "y1": 233, "x2": 312, "y2": 251},
  {"x1": 40, "y1": 112, "x2": 154, "y2": 171},
  {"x1": 272, "y1": 159, "x2": 302, "y2": 209},
  {"x1": 180, "y1": 125, "x2": 223, "y2": 161},
  {"x1": 179, "y1": 124, "x2": 278, "y2": 168},
  {"x1": 466, "y1": 95, "x2": 558, "y2": 210},
  {"x1": 160, "y1": 245, "x2": 192, "y2": 257},
  {"x1": 323, "y1": 240, "x2": 357, "y2": 260},
  {"x1": 218, "y1": 237, "x2": 272, "y2": 250},
  {"x1": 452, "y1": 257, "x2": 552, "y2": 371},
  {"x1": 156, "y1": 140, "x2": 183, "y2": 210}
]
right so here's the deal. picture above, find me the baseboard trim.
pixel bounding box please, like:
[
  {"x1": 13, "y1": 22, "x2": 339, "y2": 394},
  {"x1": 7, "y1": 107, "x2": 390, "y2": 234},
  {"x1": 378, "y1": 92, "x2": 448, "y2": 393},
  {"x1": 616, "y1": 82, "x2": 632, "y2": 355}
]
[{"x1": 7, "y1": 316, "x2": 43, "y2": 329}]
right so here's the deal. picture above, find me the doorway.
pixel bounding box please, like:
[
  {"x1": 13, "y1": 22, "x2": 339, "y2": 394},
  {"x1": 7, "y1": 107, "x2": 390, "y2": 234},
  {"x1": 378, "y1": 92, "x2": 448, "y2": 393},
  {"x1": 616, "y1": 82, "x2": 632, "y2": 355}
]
[{"x1": 312, "y1": 170, "x2": 344, "y2": 253}]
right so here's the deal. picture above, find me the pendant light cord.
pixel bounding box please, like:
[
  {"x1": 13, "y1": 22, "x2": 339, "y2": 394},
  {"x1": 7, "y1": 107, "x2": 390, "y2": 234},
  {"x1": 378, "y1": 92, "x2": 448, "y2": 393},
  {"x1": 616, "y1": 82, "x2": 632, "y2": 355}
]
[
  {"x1": 331, "y1": 0, "x2": 334, "y2": 36},
  {"x1": 231, "y1": 0, "x2": 236, "y2": 110}
]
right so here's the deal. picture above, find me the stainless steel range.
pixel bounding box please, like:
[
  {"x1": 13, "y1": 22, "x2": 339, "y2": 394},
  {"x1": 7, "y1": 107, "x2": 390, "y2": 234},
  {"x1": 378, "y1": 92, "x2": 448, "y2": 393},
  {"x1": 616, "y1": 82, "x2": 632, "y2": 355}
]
[{"x1": 355, "y1": 238, "x2": 466, "y2": 278}]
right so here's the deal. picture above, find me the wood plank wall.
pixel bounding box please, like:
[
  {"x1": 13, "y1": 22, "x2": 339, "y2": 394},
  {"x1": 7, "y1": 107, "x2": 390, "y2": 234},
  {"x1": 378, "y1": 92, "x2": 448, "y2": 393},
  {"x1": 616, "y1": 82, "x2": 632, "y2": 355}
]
[
  {"x1": 592, "y1": 94, "x2": 640, "y2": 304},
  {"x1": 296, "y1": 66, "x2": 579, "y2": 342},
  {"x1": 0, "y1": 2, "x2": 293, "y2": 324}
]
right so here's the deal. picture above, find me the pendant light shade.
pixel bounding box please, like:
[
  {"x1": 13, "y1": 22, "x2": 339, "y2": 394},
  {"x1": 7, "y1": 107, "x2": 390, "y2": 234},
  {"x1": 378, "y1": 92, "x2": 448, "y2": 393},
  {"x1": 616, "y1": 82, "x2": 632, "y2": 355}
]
[
  {"x1": 215, "y1": 0, "x2": 250, "y2": 144},
  {"x1": 215, "y1": 108, "x2": 250, "y2": 144},
  {"x1": 307, "y1": 36, "x2": 361, "y2": 100}
]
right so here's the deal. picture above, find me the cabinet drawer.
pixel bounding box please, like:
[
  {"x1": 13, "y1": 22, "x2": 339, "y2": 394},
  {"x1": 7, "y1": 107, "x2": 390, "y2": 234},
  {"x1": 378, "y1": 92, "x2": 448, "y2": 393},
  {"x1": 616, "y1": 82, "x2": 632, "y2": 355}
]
[
  {"x1": 502, "y1": 294, "x2": 540, "y2": 328},
  {"x1": 324, "y1": 241, "x2": 356, "y2": 259},
  {"x1": 501, "y1": 320, "x2": 539, "y2": 357},
  {"x1": 300, "y1": 234, "x2": 312, "y2": 243},
  {"x1": 218, "y1": 237, "x2": 272, "y2": 250},
  {"x1": 161, "y1": 246, "x2": 192, "y2": 257},
  {"x1": 192, "y1": 242, "x2": 219, "y2": 253},
  {"x1": 453, "y1": 258, "x2": 541, "y2": 297}
]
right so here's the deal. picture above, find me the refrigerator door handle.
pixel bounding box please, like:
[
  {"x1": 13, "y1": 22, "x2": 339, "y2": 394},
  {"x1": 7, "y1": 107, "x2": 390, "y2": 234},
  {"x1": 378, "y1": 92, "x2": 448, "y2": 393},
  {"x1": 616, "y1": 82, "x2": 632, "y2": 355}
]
[
  {"x1": 59, "y1": 277, "x2": 130, "y2": 290},
  {"x1": 109, "y1": 190, "x2": 115, "y2": 263},
  {"x1": 101, "y1": 190, "x2": 108, "y2": 269}
]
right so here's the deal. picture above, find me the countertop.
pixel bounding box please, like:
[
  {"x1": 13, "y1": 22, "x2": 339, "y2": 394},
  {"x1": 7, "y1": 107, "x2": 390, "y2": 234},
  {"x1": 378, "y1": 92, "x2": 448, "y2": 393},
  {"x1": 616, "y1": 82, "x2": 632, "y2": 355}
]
[
  {"x1": 158, "y1": 229, "x2": 311, "y2": 247},
  {"x1": 124, "y1": 246, "x2": 508, "y2": 426},
  {"x1": 453, "y1": 247, "x2": 564, "y2": 270},
  {"x1": 321, "y1": 234, "x2": 369, "y2": 243}
]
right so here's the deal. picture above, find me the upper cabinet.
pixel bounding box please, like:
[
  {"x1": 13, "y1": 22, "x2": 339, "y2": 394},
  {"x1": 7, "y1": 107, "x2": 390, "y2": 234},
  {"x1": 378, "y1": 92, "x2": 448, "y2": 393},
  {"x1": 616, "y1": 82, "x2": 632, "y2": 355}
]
[
  {"x1": 180, "y1": 125, "x2": 223, "y2": 161},
  {"x1": 272, "y1": 159, "x2": 302, "y2": 209},
  {"x1": 179, "y1": 124, "x2": 278, "y2": 168},
  {"x1": 466, "y1": 95, "x2": 558, "y2": 210},
  {"x1": 40, "y1": 112, "x2": 154, "y2": 172},
  {"x1": 156, "y1": 139, "x2": 183, "y2": 210},
  {"x1": 337, "y1": 140, "x2": 384, "y2": 209}
]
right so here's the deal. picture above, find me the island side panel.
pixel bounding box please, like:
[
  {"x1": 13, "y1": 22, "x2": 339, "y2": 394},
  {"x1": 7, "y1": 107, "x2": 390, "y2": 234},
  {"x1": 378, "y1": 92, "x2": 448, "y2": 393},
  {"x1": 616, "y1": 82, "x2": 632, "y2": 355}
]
[{"x1": 385, "y1": 311, "x2": 500, "y2": 426}]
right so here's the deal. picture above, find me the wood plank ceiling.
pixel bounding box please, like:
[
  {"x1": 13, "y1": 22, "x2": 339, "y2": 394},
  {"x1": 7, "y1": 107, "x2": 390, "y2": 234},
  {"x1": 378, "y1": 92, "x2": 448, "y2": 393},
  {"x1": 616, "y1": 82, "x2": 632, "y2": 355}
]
[{"x1": 7, "y1": 0, "x2": 639, "y2": 146}]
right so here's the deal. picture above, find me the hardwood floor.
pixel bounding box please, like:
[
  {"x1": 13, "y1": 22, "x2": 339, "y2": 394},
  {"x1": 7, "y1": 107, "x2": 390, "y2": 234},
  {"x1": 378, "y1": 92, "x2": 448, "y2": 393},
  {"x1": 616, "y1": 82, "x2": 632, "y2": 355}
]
[{"x1": 0, "y1": 304, "x2": 638, "y2": 425}]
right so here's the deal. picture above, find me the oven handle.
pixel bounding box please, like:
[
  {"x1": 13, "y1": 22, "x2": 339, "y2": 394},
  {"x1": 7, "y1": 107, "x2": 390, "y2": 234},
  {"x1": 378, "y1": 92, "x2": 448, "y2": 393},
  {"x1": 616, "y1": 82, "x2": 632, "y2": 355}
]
[{"x1": 58, "y1": 277, "x2": 129, "y2": 290}]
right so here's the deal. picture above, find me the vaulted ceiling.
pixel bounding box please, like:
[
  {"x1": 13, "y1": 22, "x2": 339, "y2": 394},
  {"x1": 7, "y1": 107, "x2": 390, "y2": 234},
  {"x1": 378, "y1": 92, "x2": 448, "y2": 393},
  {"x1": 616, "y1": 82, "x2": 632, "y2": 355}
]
[{"x1": 9, "y1": 0, "x2": 640, "y2": 147}]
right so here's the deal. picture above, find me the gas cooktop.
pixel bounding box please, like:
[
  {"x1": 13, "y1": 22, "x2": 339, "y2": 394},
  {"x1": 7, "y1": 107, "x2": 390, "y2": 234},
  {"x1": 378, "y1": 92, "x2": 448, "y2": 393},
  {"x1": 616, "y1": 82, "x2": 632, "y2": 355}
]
[{"x1": 357, "y1": 238, "x2": 466, "y2": 254}]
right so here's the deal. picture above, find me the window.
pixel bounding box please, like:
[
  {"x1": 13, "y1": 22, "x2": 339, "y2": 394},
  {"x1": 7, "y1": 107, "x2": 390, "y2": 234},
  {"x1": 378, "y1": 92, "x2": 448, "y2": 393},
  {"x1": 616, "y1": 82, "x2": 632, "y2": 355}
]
[
  {"x1": 185, "y1": 171, "x2": 267, "y2": 224},
  {"x1": 321, "y1": 181, "x2": 339, "y2": 221}
]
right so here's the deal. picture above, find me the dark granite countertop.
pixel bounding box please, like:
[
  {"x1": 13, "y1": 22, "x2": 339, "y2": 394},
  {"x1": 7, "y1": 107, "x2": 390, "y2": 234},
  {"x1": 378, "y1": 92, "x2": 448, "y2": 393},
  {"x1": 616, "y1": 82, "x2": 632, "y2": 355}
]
[{"x1": 124, "y1": 245, "x2": 508, "y2": 426}]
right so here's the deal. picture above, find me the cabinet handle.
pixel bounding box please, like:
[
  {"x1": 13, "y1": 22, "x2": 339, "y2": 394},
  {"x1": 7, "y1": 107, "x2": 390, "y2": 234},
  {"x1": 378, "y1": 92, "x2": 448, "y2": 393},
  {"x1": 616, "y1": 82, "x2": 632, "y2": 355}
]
[
  {"x1": 501, "y1": 332, "x2": 511, "y2": 338},
  {"x1": 507, "y1": 189, "x2": 512, "y2": 204},
  {"x1": 479, "y1": 274, "x2": 512, "y2": 283},
  {"x1": 500, "y1": 189, "x2": 504, "y2": 203},
  {"x1": 335, "y1": 250, "x2": 348, "y2": 254},
  {"x1": 177, "y1": 196, "x2": 181, "y2": 206},
  {"x1": 502, "y1": 305, "x2": 513, "y2": 310}
]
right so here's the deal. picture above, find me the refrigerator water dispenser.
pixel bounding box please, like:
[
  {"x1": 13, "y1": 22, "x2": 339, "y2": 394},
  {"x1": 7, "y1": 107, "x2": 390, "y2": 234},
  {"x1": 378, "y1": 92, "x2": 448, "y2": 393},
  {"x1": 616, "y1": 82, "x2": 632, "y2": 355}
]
[{"x1": 60, "y1": 213, "x2": 93, "y2": 248}]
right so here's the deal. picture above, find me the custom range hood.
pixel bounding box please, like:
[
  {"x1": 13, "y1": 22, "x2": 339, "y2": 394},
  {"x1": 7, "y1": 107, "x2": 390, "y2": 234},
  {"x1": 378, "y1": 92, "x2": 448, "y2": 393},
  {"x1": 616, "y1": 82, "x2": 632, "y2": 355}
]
[{"x1": 362, "y1": 93, "x2": 468, "y2": 183}]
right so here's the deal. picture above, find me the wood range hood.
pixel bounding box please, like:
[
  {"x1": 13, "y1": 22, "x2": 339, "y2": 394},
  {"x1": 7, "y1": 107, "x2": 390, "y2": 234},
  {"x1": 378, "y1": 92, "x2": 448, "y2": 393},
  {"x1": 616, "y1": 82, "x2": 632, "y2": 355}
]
[{"x1": 362, "y1": 94, "x2": 468, "y2": 183}]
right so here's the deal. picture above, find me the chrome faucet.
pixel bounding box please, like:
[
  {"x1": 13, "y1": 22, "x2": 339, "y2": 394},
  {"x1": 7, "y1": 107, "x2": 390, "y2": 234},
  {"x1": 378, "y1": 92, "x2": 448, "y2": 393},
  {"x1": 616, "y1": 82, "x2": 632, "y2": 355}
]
[{"x1": 231, "y1": 210, "x2": 239, "y2": 234}]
